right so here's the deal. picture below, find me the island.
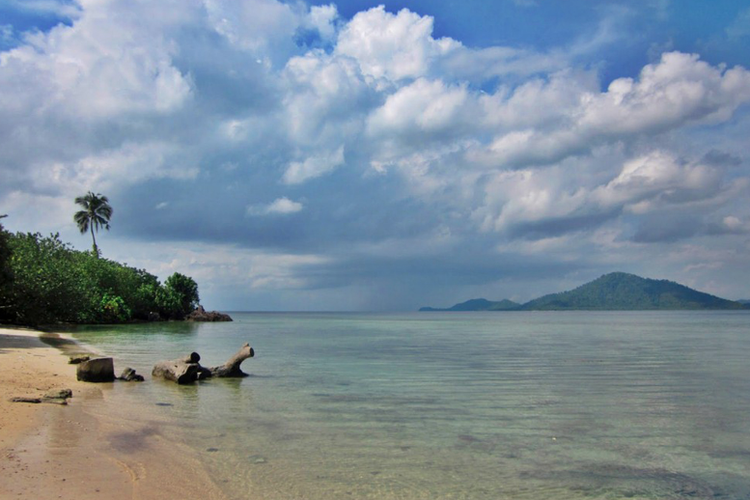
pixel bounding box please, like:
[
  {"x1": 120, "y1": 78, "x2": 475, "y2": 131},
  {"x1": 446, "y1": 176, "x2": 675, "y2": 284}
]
[{"x1": 420, "y1": 272, "x2": 749, "y2": 311}]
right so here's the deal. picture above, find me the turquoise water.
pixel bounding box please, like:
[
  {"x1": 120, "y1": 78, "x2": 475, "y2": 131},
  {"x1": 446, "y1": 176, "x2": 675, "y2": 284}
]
[{"x1": 69, "y1": 311, "x2": 750, "y2": 499}]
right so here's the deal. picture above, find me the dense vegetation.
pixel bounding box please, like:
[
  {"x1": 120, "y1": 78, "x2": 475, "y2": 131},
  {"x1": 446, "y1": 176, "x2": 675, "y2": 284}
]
[
  {"x1": 0, "y1": 225, "x2": 199, "y2": 326},
  {"x1": 421, "y1": 272, "x2": 748, "y2": 311}
]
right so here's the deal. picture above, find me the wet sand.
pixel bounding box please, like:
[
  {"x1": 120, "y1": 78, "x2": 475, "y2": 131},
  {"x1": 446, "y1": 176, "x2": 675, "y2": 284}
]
[{"x1": 0, "y1": 327, "x2": 229, "y2": 500}]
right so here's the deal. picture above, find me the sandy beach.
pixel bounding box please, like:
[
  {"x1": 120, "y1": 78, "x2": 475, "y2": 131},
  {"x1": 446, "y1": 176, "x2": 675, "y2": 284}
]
[{"x1": 0, "y1": 327, "x2": 228, "y2": 500}]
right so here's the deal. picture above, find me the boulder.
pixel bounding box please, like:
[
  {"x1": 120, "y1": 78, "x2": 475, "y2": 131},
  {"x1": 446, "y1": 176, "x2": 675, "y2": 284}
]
[
  {"x1": 186, "y1": 306, "x2": 233, "y2": 322},
  {"x1": 76, "y1": 357, "x2": 115, "y2": 382}
]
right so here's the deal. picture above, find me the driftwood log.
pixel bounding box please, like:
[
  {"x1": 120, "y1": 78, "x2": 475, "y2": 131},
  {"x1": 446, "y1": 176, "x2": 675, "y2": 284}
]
[{"x1": 152, "y1": 343, "x2": 254, "y2": 384}]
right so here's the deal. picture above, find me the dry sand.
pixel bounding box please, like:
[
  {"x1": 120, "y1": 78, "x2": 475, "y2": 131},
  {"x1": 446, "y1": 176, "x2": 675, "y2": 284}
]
[{"x1": 0, "y1": 327, "x2": 229, "y2": 500}]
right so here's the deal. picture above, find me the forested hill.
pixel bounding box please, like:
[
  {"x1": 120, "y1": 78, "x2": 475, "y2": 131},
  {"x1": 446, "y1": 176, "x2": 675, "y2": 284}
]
[
  {"x1": 419, "y1": 298, "x2": 520, "y2": 312},
  {"x1": 521, "y1": 272, "x2": 746, "y2": 310},
  {"x1": 420, "y1": 272, "x2": 748, "y2": 311}
]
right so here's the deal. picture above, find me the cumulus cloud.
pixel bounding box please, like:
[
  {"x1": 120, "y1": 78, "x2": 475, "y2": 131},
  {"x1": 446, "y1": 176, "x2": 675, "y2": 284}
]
[
  {"x1": 335, "y1": 6, "x2": 460, "y2": 84},
  {"x1": 473, "y1": 52, "x2": 750, "y2": 169}
]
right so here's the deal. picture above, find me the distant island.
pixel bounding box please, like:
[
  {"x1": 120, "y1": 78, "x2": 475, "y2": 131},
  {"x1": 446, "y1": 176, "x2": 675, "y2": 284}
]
[{"x1": 420, "y1": 272, "x2": 749, "y2": 311}]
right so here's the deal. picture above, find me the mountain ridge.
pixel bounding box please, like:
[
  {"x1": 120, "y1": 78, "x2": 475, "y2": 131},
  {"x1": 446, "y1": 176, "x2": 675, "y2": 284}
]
[{"x1": 419, "y1": 272, "x2": 748, "y2": 311}]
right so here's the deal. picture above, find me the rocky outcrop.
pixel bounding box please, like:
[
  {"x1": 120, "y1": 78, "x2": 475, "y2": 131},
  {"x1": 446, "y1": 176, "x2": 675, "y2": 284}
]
[
  {"x1": 76, "y1": 357, "x2": 115, "y2": 382},
  {"x1": 152, "y1": 343, "x2": 254, "y2": 384},
  {"x1": 185, "y1": 306, "x2": 233, "y2": 322}
]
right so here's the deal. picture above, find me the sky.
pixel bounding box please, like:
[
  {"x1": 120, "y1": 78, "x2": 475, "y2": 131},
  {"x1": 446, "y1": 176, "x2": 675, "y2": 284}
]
[{"x1": 1, "y1": 0, "x2": 750, "y2": 311}]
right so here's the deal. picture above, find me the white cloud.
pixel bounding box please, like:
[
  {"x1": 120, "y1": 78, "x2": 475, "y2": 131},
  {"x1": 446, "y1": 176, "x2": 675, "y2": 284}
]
[
  {"x1": 283, "y1": 146, "x2": 345, "y2": 184},
  {"x1": 203, "y1": 0, "x2": 298, "y2": 60},
  {"x1": 305, "y1": 4, "x2": 339, "y2": 42},
  {"x1": 0, "y1": 1, "x2": 193, "y2": 120},
  {"x1": 367, "y1": 78, "x2": 470, "y2": 138},
  {"x1": 476, "y1": 52, "x2": 750, "y2": 168},
  {"x1": 335, "y1": 6, "x2": 460, "y2": 84},
  {"x1": 246, "y1": 197, "x2": 303, "y2": 216}
]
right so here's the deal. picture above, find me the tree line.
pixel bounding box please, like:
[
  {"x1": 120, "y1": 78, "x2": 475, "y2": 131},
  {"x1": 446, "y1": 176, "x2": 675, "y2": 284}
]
[{"x1": 0, "y1": 193, "x2": 201, "y2": 326}]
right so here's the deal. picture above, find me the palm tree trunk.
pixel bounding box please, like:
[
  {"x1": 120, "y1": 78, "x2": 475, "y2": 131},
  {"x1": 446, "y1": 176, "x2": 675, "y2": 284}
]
[{"x1": 91, "y1": 229, "x2": 99, "y2": 257}]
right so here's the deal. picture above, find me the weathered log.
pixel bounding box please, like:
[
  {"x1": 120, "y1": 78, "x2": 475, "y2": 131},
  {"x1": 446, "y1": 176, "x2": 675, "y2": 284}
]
[
  {"x1": 152, "y1": 358, "x2": 203, "y2": 384},
  {"x1": 208, "y1": 343, "x2": 255, "y2": 378},
  {"x1": 152, "y1": 344, "x2": 254, "y2": 384},
  {"x1": 10, "y1": 388, "x2": 73, "y2": 405}
]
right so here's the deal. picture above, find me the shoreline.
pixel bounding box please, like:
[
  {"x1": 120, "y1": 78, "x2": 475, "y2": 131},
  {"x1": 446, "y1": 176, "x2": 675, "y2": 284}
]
[{"x1": 0, "y1": 327, "x2": 228, "y2": 500}]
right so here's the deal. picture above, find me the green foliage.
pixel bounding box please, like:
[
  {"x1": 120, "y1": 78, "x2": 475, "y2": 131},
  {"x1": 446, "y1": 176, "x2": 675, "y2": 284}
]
[
  {"x1": 0, "y1": 231, "x2": 199, "y2": 325},
  {"x1": 98, "y1": 293, "x2": 132, "y2": 323},
  {"x1": 157, "y1": 273, "x2": 199, "y2": 319}
]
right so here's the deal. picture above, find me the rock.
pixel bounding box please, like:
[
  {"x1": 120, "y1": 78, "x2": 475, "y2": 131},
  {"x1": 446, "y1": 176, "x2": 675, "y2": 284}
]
[
  {"x1": 118, "y1": 367, "x2": 145, "y2": 382},
  {"x1": 185, "y1": 306, "x2": 233, "y2": 322},
  {"x1": 68, "y1": 355, "x2": 90, "y2": 365},
  {"x1": 76, "y1": 357, "x2": 115, "y2": 382}
]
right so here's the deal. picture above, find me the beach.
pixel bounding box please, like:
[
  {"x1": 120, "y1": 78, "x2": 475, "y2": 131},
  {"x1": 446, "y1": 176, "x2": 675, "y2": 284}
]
[{"x1": 0, "y1": 327, "x2": 228, "y2": 500}]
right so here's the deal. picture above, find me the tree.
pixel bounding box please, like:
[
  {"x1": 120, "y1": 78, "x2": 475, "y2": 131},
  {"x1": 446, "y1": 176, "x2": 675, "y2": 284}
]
[
  {"x1": 157, "y1": 273, "x2": 200, "y2": 319},
  {"x1": 74, "y1": 192, "x2": 113, "y2": 257}
]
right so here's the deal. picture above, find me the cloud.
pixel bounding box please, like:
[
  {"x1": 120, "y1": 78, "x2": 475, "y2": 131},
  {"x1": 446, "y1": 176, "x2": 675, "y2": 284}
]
[
  {"x1": 471, "y1": 150, "x2": 744, "y2": 241},
  {"x1": 335, "y1": 6, "x2": 460, "y2": 84},
  {"x1": 726, "y1": 7, "x2": 750, "y2": 39},
  {"x1": 247, "y1": 197, "x2": 304, "y2": 216},
  {"x1": 283, "y1": 146, "x2": 345, "y2": 184},
  {"x1": 474, "y1": 52, "x2": 750, "y2": 169}
]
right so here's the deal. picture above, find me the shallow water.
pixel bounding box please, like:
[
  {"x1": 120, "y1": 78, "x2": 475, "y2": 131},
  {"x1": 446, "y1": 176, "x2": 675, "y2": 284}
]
[{"x1": 69, "y1": 311, "x2": 750, "y2": 499}]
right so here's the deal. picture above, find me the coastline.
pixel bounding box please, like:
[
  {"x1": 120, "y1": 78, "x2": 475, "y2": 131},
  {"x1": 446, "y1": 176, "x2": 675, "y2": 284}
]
[{"x1": 0, "y1": 327, "x2": 229, "y2": 500}]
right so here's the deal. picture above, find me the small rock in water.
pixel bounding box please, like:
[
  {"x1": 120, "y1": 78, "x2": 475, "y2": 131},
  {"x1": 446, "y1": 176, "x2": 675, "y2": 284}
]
[
  {"x1": 155, "y1": 402, "x2": 173, "y2": 407},
  {"x1": 206, "y1": 447, "x2": 220, "y2": 453},
  {"x1": 118, "y1": 367, "x2": 145, "y2": 382}
]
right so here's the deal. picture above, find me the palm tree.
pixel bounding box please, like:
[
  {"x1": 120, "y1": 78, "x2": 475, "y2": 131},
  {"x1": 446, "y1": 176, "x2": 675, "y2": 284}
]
[{"x1": 74, "y1": 192, "x2": 113, "y2": 257}]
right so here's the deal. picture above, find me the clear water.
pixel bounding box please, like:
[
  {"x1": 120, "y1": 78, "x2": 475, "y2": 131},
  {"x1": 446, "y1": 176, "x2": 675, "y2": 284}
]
[{"x1": 68, "y1": 311, "x2": 750, "y2": 499}]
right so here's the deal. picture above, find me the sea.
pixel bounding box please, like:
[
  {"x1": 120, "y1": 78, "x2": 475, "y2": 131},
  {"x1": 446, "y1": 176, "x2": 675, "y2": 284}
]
[{"x1": 67, "y1": 311, "x2": 750, "y2": 499}]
